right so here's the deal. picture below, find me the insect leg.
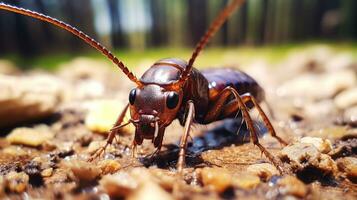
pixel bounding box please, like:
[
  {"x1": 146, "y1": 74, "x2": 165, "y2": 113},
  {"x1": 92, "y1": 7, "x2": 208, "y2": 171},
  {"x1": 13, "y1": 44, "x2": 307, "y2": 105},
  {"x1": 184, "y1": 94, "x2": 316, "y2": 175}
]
[
  {"x1": 241, "y1": 93, "x2": 288, "y2": 146},
  {"x1": 177, "y1": 100, "x2": 195, "y2": 172},
  {"x1": 207, "y1": 87, "x2": 285, "y2": 173},
  {"x1": 88, "y1": 104, "x2": 130, "y2": 161}
]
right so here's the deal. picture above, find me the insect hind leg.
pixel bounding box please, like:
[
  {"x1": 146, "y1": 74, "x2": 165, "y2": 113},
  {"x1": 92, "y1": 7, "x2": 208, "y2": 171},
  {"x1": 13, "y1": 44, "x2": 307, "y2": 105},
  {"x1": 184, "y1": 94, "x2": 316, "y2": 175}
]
[
  {"x1": 240, "y1": 93, "x2": 288, "y2": 146},
  {"x1": 207, "y1": 87, "x2": 286, "y2": 173}
]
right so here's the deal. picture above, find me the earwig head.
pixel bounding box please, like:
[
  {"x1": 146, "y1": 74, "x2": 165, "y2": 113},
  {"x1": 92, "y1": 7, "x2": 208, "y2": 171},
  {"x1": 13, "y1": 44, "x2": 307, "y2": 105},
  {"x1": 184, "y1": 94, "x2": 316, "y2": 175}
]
[{"x1": 128, "y1": 83, "x2": 183, "y2": 141}]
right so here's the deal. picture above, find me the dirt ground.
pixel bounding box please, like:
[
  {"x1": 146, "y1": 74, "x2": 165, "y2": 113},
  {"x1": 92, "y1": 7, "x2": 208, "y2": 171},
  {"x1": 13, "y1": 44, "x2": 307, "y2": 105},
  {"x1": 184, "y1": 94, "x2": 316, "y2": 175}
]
[{"x1": 0, "y1": 46, "x2": 356, "y2": 199}]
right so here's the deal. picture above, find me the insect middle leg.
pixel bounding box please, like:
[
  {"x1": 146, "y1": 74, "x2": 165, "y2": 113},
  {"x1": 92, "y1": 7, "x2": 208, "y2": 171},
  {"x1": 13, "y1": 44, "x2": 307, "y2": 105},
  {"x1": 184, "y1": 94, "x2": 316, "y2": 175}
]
[
  {"x1": 88, "y1": 104, "x2": 130, "y2": 161},
  {"x1": 204, "y1": 87, "x2": 285, "y2": 173}
]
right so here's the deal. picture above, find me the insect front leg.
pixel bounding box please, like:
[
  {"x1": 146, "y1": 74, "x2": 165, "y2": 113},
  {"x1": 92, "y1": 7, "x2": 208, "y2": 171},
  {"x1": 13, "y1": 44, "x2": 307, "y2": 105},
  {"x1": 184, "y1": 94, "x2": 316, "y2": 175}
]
[
  {"x1": 88, "y1": 104, "x2": 130, "y2": 161},
  {"x1": 177, "y1": 100, "x2": 195, "y2": 172}
]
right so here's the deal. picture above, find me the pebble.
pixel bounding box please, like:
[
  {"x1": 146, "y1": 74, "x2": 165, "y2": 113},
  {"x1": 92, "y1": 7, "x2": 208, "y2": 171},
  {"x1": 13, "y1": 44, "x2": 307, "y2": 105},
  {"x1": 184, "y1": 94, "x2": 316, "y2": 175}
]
[
  {"x1": 86, "y1": 140, "x2": 116, "y2": 154},
  {"x1": 300, "y1": 137, "x2": 332, "y2": 154},
  {"x1": 334, "y1": 87, "x2": 357, "y2": 109},
  {"x1": 6, "y1": 126, "x2": 54, "y2": 147},
  {"x1": 246, "y1": 163, "x2": 279, "y2": 181},
  {"x1": 63, "y1": 159, "x2": 101, "y2": 182},
  {"x1": 127, "y1": 179, "x2": 174, "y2": 200},
  {"x1": 277, "y1": 70, "x2": 356, "y2": 100},
  {"x1": 41, "y1": 168, "x2": 54, "y2": 177},
  {"x1": 0, "y1": 74, "x2": 64, "y2": 128},
  {"x1": 232, "y1": 173, "x2": 261, "y2": 189},
  {"x1": 308, "y1": 127, "x2": 349, "y2": 140},
  {"x1": 277, "y1": 175, "x2": 308, "y2": 198},
  {"x1": 279, "y1": 143, "x2": 337, "y2": 175},
  {"x1": 148, "y1": 168, "x2": 177, "y2": 191},
  {"x1": 2, "y1": 146, "x2": 28, "y2": 157},
  {"x1": 5, "y1": 171, "x2": 29, "y2": 193},
  {"x1": 303, "y1": 100, "x2": 338, "y2": 121},
  {"x1": 84, "y1": 100, "x2": 134, "y2": 134},
  {"x1": 325, "y1": 53, "x2": 356, "y2": 72},
  {"x1": 344, "y1": 106, "x2": 357, "y2": 126},
  {"x1": 98, "y1": 159, "x2": 121, "y2": 174},
  {"x1": 0, "y1": 60, "x2": 20, "y2": 75},
  {"x1": 128, "y1": 168, "x2": 174, "y2": 200},
  {"x1": 0, "y1": 176, "x2": 4, "y2": 197},
  {"x1": 99, "y1": 171, "x2": 139, "y2": 198},
  {"x1": 199, "y1": 167, "x2": 233, "y2": 193},
  {"x1": 336, "y1": 157, "x2": 357, "y2": 182}
]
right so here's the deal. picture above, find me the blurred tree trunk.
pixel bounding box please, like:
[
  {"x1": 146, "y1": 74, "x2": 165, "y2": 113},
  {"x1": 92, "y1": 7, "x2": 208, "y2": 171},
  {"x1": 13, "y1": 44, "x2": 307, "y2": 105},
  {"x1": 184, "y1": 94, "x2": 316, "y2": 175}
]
[
  {"x1": 246, "y1": 0, "x2": 265, "y2": 45},
  {"x1": 291, "y1": 0, "x2": 304, "y2": 41},
  {"x1": 340, "y1": 0, "x2": 357, "y2": 39},
  {"x1": 149, "y1": 0, "x2": 168, "y2": 47},
  {"x1": 187, "y1": 0, "x2": 207, "y2": 47},
  {"x1": 107, "y1": 0, "x2": 126, "y2": 48},
  {"x1": 165, "y1": 0, "x2": 187, "y2": 47},
  {"x1": 0, "y1": 0, "x2": 18, "y2": 54},
  {"x1": 59, "y1": 0, "x2": 97, "y2": 53},
  {"x1": 264, "y1": 0, "x2": 276, "y2": 43},
  {"x1": 12, "y1": 1, "x2": 34, "y2": 57},
  {"x1": 207, "y1": 0, "x2": 226, "y2": 46}
]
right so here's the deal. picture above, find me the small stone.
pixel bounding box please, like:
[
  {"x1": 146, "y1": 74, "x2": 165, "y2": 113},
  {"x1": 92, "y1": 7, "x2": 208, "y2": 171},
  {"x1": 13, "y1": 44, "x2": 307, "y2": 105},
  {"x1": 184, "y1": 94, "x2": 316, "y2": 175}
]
[
  {"x1": 86, "y1": 140, "x2": 116, "y2": 154},
  {"x1": 304, "y1": 100, "x2": 338, "y2": 121},
  {"x1": 149, "y1": 168, "x2": 177, "y2": 191},
  {"x1": 63, "y1": 159, "x2": 101, "y2": 182},
  {"x1": 232, "y1": 173, "x2": 261, "y2": 189},
  {"x1": 277, "y1": 70, "x2": 356, "y2": 100},
  {"x1": 334, "y1": 87, "x2": 357, "y2": 109},
  {"x1": 6, "y1": 127, "x2": 54, "y2": 147},
  {"x1": 337, "y1": 157, "x2": 357, "y2": 182},
  {"x1": 100, "y1": 172, "x2": 139, "y2": 198},
  {"x1": 5, "y1": 171, "x2": 29, "y2": 193},
  {"x1": 300, "y1": 137, "x2": 332, "y2": 153},
  {"x1": 277, "y1": 175, "x2": 308, "y2": 198},
  {"x1": 98, "y1": 159, "x2": 121, "y2": 174},
  {"x1": 325, "y1": 53, "x2": 356, "y2": 72},
  {"x1": 127, "y1": 170, "x2": 174, "y2": 200},
  {"x1": 309, "y1": 127, "x2": 349, "y2": 140},
  {"x1": 344, "y1": 106, "x2": 357, "y2": 126},
  {"x1": 84, "y1": 100, "x2": 134, "y2": 134},
  {"x1": 199, "y1": 167, "x2": 233, "y2": 193},
  {"x1": 0, "y1": 75, "x2": 64, "y2": 128},
  {"x1": 0, "y1": 60, "x2": 19, "y2": 75},
  {"x1": 0, "y1": 176, "x2": 4, "y2": 197},
  {"x1": 247, "y1": 163, "x2": 279, "y2": 181},
  {"x1": 279, "y1": 143, "x2": 337, "y2": 176},
  {"x1": 2, "y1": 146, "x2": 28, "y2": 157},
  {"x1": 41, "y1": 168, "x2": 54, "y2": 177}
]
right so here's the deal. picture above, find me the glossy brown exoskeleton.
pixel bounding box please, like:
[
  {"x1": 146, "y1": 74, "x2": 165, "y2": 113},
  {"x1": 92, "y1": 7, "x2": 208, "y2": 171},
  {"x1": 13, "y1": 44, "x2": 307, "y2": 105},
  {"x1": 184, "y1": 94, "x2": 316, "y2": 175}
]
[{"x1": 0, "y1": 0, "x2": 287, "y2": 173}]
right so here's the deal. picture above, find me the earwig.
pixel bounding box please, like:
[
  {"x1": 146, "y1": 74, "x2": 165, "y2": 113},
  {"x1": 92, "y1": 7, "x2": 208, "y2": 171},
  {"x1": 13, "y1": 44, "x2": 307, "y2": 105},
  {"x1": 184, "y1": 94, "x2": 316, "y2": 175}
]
[{"x1": 0, "y1": 0, "x2": 288, "y2": 173}]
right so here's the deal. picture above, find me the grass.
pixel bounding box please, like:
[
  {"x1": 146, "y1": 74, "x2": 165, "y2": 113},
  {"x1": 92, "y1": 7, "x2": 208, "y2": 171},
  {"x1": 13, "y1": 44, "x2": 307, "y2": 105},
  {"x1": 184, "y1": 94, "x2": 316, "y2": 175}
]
[{"x1": 2, "y1": 41, "x2": 357, "y2": 71}]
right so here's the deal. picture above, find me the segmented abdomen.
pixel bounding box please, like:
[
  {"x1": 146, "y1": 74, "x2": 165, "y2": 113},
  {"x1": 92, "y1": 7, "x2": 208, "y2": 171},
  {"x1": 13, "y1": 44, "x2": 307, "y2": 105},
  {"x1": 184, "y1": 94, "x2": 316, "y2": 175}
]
[{"x1": 201, "y1": 68, "x2": 265, "y2": 103}]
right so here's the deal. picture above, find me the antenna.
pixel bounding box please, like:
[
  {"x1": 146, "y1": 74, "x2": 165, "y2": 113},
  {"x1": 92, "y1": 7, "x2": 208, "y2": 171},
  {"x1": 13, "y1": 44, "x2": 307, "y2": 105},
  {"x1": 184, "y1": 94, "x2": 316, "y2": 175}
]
[
  {"x1": 0, "y1": 3, "x2": 140, "y2": 85},
  {"x1": 180, "y1": 0, "x2": 245, "y2": 83}
]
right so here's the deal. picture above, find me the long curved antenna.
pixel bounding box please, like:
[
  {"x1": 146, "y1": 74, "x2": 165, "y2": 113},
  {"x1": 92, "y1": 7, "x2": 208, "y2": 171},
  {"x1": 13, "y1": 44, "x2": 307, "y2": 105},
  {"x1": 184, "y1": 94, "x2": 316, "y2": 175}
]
[
  {"x1": 180, "y1": 0, "x2": 245, "y2": 83},
  {"x1": 0, "y1": 3, "x2": 140, "y2": 85}
]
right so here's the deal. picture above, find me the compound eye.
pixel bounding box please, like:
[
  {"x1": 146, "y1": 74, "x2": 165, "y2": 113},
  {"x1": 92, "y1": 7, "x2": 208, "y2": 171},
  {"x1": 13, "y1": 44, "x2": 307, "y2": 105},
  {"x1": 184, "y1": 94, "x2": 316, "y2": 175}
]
[
  {"x1": 166, "y1": 92, "x2": 179, "y2": 109},
  {"x1": 129, "y1": 89, "x2": 136, "y2": 105}
]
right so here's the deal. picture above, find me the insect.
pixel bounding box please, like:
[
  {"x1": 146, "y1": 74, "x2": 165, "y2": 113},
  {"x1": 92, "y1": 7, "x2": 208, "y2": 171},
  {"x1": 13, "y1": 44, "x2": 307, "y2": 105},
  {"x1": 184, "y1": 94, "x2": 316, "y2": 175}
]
[{"x1": 0, "y1": 0, "x2": 287, "y2": 173}]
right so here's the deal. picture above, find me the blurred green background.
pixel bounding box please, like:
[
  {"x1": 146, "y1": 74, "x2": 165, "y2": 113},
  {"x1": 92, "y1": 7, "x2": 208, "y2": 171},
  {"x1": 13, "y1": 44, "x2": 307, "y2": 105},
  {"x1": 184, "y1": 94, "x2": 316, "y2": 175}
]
[{"x1": 0, "y1": 0, "x2": 356, "y2": 69}]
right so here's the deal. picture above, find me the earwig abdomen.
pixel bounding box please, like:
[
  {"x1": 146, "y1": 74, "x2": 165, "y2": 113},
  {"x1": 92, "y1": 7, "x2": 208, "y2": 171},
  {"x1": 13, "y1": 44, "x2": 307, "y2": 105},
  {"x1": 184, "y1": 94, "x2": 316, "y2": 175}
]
[{"x1": 202, "y1": 68, "x2": 264, "y2": 103}]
